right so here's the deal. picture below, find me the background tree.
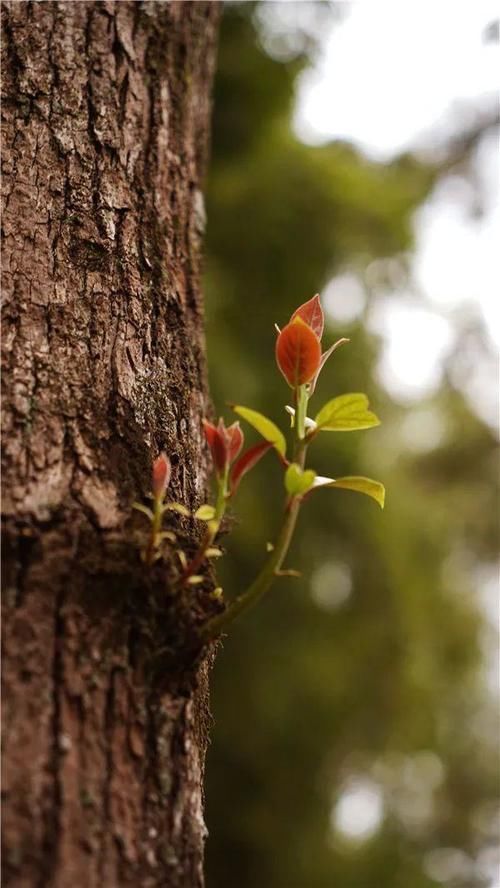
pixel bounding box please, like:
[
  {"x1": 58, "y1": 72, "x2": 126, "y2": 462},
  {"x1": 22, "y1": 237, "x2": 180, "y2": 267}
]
[
  {"x1": 204, "y1": 6, "x2": 499, "y2": 888},
  {"x1": 2, "y1": 3, "x2": 220, "y2": 886}
]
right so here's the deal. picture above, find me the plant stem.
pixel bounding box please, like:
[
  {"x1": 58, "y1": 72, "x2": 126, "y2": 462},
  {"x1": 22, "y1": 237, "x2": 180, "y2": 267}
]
[
  {"x1": 181, "y1": 470, "x2": 228, "y2": 585},
  {"x1": 145, "y1": 496, "x2": 163, "y2": 566},
  {"x1": 200, "y1": 402, "x2": 308, "y2": 642},
  {"x1": 214, "y1": 470, "x2": 228, "y2": 522},
  {"x1": 296, "y1": 384, "x2": 308, "y2": 440},
  {"x1": 199, "y1": 495, "x2": 301, "y2": 640}
]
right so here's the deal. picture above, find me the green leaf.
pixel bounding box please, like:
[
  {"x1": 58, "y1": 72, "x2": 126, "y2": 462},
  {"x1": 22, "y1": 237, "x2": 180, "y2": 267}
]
[
  {"x1": 194, "y1": 504, "x2": 216, "y2": 521},
  {"x1": 206, "y1": 547, "x2": 224, "y2": 558},
  {"x1": 206, "y1": 519, "x2": 220, "y2": 536},
  {"x1": 165, "y1": 502, "x2": 191, "y2": 517},
  {"x1": 315, "y1": 475, "x2": 385, "y2": 508},
  {"x1": 285, "y1": 463, "x2": 317, "y2": 496},
  {"x1": 315, "y1": 393, "x2": 380, "y2": 431},
  {"x1": 132, "y1": 502, "x2": 154, "y2": 520},
  {"x1": 233, "y1": 405, "x2": 286, "y2": 457}
]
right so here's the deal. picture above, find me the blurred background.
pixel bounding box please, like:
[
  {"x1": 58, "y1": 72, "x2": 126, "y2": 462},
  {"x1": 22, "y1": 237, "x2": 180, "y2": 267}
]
[{"x1": 202, "y1": 3, "x2": 499, "y2": 887}]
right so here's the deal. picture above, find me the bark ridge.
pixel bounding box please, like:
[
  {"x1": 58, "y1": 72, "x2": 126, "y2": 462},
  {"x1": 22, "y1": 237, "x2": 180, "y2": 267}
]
[{"x1": 2, "y1": 3, "x2": 220, "y2": 885}]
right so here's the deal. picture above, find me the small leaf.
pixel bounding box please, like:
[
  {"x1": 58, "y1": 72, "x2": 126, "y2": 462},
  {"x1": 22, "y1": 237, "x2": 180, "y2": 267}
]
[
  {"x1": 275, "y1": 316, "x2": 322, "y2": 388},
  {"x1": 132, "y1": 502, "x2": 154, "y2": 520},
  {"x1": 315, "y1": 475, "x2": 385, "y2": 509},
  {"x1": 203, "y1": 419, "x2": 228, "y2": 474},
  {"x1": 315, "y1": 393, "x2": 380, "y2": 431},
  {"x1": 212, "y1": 587, "x2": 223, "y2": 599},
  {"x1": 230, "y1": 440, "x2": 273, "y2": 493},
  {"x1": 266, "y1": 542, "x2": 274, "y2": 552},
  {"x1": 206, "y1": 547, "x2": 223, "y2": 558},
  {"x1": 232, "y1": 405, "x2": 286, "y2": 457},
  {"x1": 226, "y1": 421, "x2": 244, "y2": 463},
  {"x1": 290, "y1": 294, "x2": 324, "y2": 339},
  {"x1": 285, "y1": 463, "x2": 317, "y2": 496},
  {"x1": 177, "y1": 550, "x2": 188, "y2": 569},
  {"x1": 195, "y1": 504, "x2": 216, "y2": 521},
  {"x1": 165, "y1": 502, "x2": 191, "y2": 516},
  {"x1": 207, "y1": 519, "x2": 220, "y2": 536},
  {"x1": 152, "y1": 453, "x2": 171, "y2": 499}
]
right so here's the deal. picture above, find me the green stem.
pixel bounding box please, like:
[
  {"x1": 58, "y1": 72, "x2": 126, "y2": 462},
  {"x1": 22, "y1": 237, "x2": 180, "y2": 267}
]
[
  {"x1": 200, "y1": 410, "x2": 308, "y2": 642},
  {"x1": 181, "y1": 469, "x2": 228, "y2": 585},
  {"x1": 181, "y1": 524, "x2": 215, "y2": 583},
  {"x1": 145, "y1": 495, "x2": 164, "y2": 566},
  {"x1": 199, "y1": 495, "x2": 301, "y2": 640},
  {"x1": 214, "y1": 469, "x2": 228, "y2": 521},
  {"x1": 296, "y1": 384, "x2": 308, "y2": 440}
]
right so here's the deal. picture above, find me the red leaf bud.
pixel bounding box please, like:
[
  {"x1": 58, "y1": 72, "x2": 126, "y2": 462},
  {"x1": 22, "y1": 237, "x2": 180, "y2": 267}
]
[
  {"x1": 290, "y1": 294, "x2": 324, "y2": 340},
  {"x1": 152, "y1": 453, "x2": 171, "y2": 499},
  {"x1": 275, "y1": 316, "x2": 322, "y2": 388},
  {"x1": 230, "y1": 440, "x2": 273, "y2": 494},
  {"x1": 226, "y1": 421, "x2": 244, "y2": 463}
]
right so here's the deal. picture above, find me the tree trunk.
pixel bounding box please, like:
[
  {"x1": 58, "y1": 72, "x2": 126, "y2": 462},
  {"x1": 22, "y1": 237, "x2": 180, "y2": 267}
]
[{"x1": 1, "y1": 2, "x2": 220, "y2": 886}]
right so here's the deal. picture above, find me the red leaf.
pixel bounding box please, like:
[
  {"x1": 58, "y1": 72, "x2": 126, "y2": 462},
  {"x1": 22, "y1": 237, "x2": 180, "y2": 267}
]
[
  {"x1": 152, "y1": 453, "x2": 171, "y2": 498},
  {"x1": 203, "y1": 420, "x2": 228, "y2": 474},
  {"x1": 230, "y1": 441, "x2": 273, "y2": 493},
  {"x1": 203, "y1": 420, "x2": 218, "y2": 449},
  {"x1": 291, "y1": 294, "x2": 324, "y2": 340},
  {"x1": 275, "y1": 317, "x2": 322, "y2": 388},
  {"x1": 226, "y1": 421, "x2": 244, "y2": 463}
]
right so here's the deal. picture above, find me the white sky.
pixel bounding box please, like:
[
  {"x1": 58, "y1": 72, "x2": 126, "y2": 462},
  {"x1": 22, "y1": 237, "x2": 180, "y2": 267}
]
[
  {"x1": 295, "y1": 0, "x2": 499, "y2": 160},
  {"x1": 294, "y1": 0, "x2": 499, "y2": 412}
]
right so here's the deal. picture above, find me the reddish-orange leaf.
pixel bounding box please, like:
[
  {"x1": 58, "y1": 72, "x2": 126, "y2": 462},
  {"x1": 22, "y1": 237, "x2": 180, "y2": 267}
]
[
  {"x1": 152, "y1": 453, "x2": 171, "y2": 499},
  {"x1": 203, "y1": 420, "x2": 228, "y2": 474},
  {"x1": 230, "y1": 441, "x2": 273, "y2": 493},
  {"x1": 290, "y1": 294, "x2": 324, "y2": 340},
  {"x1": 226, "y1": 421, "x2": 244, "y2": 463},
  {"x1": 275, "y1": 316, "x2": 322, "y2": 388},
  {"x1": 203, "y1": 420, "x2": 218, "y2": 450}
]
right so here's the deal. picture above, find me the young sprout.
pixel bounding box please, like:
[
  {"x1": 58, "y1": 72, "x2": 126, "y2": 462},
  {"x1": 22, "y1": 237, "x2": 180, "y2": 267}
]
[
  {"x1": 200, "y1": 293, "x2": 384, "y2": 641},
  {"x1": 133, "y1": 453, "x2": 189, "y2": 566},
  {"x1": 178, "y1": 419, "x2": 273, "y2": 587},
  {"x1": 133, "y1": 294, "x2": 385, "y2": 641}
]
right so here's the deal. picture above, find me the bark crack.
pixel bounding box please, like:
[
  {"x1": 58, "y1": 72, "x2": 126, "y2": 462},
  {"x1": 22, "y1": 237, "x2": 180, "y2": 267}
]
[
  {"x1": 2, "y1": 2, "x2": 221, "y2": 884},
  {"x1": 38, "y1": 584, "x2": 65, "y2": 888}
]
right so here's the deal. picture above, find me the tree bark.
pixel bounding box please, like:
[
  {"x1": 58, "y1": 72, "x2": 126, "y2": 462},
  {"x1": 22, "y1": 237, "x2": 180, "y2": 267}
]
[{"x1": 1, "y1": 2, "x2": 220, "y2": 886}]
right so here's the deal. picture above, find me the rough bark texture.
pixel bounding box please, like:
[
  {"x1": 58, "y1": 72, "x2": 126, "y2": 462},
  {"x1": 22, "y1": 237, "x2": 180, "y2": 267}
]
[{"x1": 1, "y1": 2, "x2": 220, "y2": 886}]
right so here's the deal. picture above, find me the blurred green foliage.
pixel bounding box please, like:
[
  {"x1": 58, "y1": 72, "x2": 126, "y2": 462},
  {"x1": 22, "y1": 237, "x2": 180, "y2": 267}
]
[{"x1": 203, "y1": 5, "x2": 499, "y2": 888}]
